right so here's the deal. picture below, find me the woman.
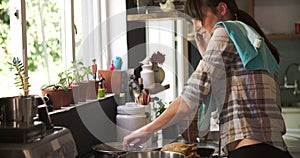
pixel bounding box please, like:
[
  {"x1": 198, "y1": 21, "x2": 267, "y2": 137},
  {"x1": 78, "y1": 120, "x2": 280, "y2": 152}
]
[{"x1": 123, "y1": 0, "x2": 293, "y2": 157}]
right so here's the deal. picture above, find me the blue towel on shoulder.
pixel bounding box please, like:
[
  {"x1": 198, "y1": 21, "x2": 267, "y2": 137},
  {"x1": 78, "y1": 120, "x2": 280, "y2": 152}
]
[{"x1": 216, "y1": 21, "x2": 278, "y2": 73}]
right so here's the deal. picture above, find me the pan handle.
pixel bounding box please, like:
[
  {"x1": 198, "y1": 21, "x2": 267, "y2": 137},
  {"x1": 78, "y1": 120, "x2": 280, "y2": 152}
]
[{"x1": 116, "y1": 151, "x2": 128, "y2": 158}]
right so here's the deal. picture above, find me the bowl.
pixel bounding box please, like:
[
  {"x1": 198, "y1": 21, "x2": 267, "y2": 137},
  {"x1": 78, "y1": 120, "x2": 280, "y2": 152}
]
[{"x1": 196, "y1": 142, "x2": 218, "y2": 158}]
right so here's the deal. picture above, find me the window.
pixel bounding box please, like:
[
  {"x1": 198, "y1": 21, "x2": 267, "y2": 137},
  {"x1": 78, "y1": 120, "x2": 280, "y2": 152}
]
[{"x1": 0, "y1": 0, "x2": 127, "y2": 97}]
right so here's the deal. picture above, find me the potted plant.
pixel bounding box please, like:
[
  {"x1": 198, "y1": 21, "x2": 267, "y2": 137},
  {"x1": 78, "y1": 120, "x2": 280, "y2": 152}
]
[
  {"x1": 82, "y1": 64, "x2": 99, "y2": 100},
  {"x1": 40, "y1": 69, "x2": 73, "y2": 110},
  {"x1": 70, "y1": 60, "x2": 89, "y2": 102},
  {"x1": 58, "y1": 69, "x2": 79, "y2": 104},
  {"x1": 5, "y1": 57, "x2": 35, "y2": 124},
  {"x1": 153, "y1": 97, "x2": 167, "y2": 118},
  {"x1": 152, "y1": 97, "x2": 178, "y2": 139}
]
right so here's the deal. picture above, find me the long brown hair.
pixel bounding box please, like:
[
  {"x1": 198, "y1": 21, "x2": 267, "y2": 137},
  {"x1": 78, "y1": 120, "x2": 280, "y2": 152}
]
[{"x1": 184, "y1": 0, "x2": 280, "y2": 63}]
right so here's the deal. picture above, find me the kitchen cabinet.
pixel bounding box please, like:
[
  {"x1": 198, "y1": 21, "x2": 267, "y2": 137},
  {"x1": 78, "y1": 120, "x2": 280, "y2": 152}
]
[{"x1": 245, "y1": 0, "x2": 300, "y2": 39}]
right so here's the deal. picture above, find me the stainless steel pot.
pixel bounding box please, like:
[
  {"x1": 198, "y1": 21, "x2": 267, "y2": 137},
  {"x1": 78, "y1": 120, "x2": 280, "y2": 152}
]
[
  {"x1": 118, "y1": 151, "x2": 185, "y2": 158},
  {"x1": 0, "y1": 96, "x2": 35, "y2": 126}
]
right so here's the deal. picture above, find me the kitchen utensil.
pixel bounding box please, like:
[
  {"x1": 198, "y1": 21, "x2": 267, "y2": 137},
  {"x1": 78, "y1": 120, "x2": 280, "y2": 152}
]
[
  {"x1": 143, "y1": 89, "x2": 150, "y2": 105},
  {"x1": 138, "y1": 91, "x2": 144, "y2": 104},
  {"x1": 37, "y1": 104, "x2": 53, "y2": 130},
  {"x1": 132, "y1": 89, "x2": 141, "y2": 104},
  {"x1": 118, "y1": 151, "x2": 185, "y2": 158}
]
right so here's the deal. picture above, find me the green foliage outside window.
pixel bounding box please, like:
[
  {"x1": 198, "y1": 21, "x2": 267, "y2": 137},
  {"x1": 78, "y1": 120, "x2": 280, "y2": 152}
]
[
  {"x1": 0, "y1": 0, "x2": 62, "y2": 72},
  {"x1": 0, "y1": 0, "x2": 63, "y2": 96},
  {"x1": 26, "y1": 0, "x2": 62, "y2": 71},
  {"x1": 0, "y1": 0, "x2": 11, "y2": 73}
]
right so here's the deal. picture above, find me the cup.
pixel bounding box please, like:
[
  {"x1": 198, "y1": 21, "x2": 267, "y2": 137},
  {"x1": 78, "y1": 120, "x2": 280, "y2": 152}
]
[{"x1": 295, "y1": 22, "x2": 300, "y2": 34}]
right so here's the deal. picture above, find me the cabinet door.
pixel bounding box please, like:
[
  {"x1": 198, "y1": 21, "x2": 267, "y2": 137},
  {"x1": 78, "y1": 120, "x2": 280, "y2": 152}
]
[{"x1": 253, "y1": 0, "x2": 300, "y2": 38}]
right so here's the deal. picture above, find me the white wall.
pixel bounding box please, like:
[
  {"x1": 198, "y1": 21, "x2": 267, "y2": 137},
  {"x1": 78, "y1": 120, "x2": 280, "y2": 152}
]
[{"x1": 105, "y1": 0, "x2": 128, "y2": 70}]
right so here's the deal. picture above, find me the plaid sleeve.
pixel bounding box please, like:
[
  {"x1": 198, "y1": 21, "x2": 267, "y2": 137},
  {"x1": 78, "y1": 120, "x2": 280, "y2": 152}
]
[
  {"x1": 181, "y1": 60, "x2": 212, "y2": 110},
  {"x1": 181, "y1": 26, "x2": 230, "y2": 110}
]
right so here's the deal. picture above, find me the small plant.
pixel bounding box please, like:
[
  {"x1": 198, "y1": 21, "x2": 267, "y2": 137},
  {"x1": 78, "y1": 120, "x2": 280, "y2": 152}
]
[
  {"x1": 40, "y1": 83, "x2": 68, "y2": 91},
  {"x1": 71, "y1": 60, "x2": 83, "y2": 82},
  {"x1": 153, "y1": 97, "x2": 168, "y2": 118},
  {"x1": 58, "y1": 69, "x2": 73, "y2": 87},
  {"x1": 8, "y1": 57, "x2": 30, "y2": 96},
  {"x1": 40, "y1": 70, "x2": 72, "y2": 91},
  {"x1": 82, "y1": 65, "x2": 93, "y2": 81},
  {"x1": 70, "y1": 60, "x2": 85, "y2": 82},
  {"x1": 70, "y1": 60, "x2": 93, "y2": 82}
]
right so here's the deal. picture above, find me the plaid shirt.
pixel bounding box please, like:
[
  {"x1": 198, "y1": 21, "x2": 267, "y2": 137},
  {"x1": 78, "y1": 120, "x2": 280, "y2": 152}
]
[{"x1": 181, "y1": 25, "x2": 288, "y2": 153}]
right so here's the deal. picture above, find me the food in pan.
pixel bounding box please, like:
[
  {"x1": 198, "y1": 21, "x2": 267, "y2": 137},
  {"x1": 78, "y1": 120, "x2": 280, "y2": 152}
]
[{"x1": 161, "y1": 142, "x2": 200, "y2": 158}]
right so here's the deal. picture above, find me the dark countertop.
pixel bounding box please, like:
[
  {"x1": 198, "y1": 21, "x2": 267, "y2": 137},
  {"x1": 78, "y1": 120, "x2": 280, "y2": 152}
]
[{"x1": 49, "y1": 94, "x2": 118, "y2": 158}]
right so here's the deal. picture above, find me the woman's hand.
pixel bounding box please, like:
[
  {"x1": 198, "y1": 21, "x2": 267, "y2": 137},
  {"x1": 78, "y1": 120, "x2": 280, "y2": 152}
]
[
  {"x1": 122, "y1": 127, "x2": 152, "y2": 150},
  {"x1": 192, "y1": 19, "x2": 210, "y2": 56},
  {"x1": 122, "y1": 96, "x2": 192, "y2": 150}
]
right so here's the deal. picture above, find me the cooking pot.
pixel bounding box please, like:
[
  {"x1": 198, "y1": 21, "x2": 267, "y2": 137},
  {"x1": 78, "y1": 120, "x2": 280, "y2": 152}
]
[
  {"x1": 118, "y1": 151, "x2": 185, "y2": 158},
  {"x1": 92, "y1": 142, "x2": 143, "y2": 158},
  {"x1": 92, "y1": 142, "x2": 127, "y2": 158}
]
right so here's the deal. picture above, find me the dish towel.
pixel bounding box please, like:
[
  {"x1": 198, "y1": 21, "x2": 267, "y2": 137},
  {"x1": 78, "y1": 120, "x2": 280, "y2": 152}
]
[{"x1": 216, "y1": 21, "x2": 279, "y2": 74}]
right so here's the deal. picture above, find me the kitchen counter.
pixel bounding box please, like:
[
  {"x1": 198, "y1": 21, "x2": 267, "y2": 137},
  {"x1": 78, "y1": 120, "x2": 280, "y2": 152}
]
[
  {"x1": 282, "y1": 107, "x2": 300, "y2": 129},
  {"x1": 284, "y1": 129, "x2": 300, "y2": 158},
  {"x1": 49, "y1": 94, "x2": 118, "y2": 158}
]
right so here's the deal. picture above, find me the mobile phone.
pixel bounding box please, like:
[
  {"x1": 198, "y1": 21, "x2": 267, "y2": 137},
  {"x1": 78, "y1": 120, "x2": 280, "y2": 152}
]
[{"x1": 197, "y1": 33, "x2": 204, "y2": 40}]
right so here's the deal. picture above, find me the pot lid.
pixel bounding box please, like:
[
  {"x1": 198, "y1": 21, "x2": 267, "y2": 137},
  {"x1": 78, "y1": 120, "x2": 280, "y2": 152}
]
[
  {"x1": 92, "y1": 142, "x2": 143, "y2": 153},
  {"x1": 92, "y1": 142, "x2": 126, "y2": 154}
]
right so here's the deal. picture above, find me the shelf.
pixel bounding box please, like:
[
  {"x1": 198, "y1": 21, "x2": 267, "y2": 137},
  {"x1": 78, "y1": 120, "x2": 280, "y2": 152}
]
[
  {"x1": 178, "y1": 33, "x2": 300, "y2": 42},
  {"x1": 148, "y1": 84, "x2": 170, "y2": 94},
  {"x1": 127, "y1": 11, "x2": 188, "y2": 21},
  {"x1": 248, "y1": 0, "x2": 300, "y2": 39},
  {"x1": 267, "y1": 34, "x2": 300, "y2": 39}
]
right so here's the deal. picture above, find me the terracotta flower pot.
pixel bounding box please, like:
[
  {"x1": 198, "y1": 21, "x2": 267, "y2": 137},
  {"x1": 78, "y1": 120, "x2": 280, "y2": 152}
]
[{"x1": 41, "y1": 88, "x2": 72, "y2": 110}]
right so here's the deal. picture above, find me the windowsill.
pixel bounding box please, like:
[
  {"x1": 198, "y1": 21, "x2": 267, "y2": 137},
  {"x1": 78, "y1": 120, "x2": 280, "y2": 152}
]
[{"x1": 48, "y1": 93, "x2": 115, "y2": 115}]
